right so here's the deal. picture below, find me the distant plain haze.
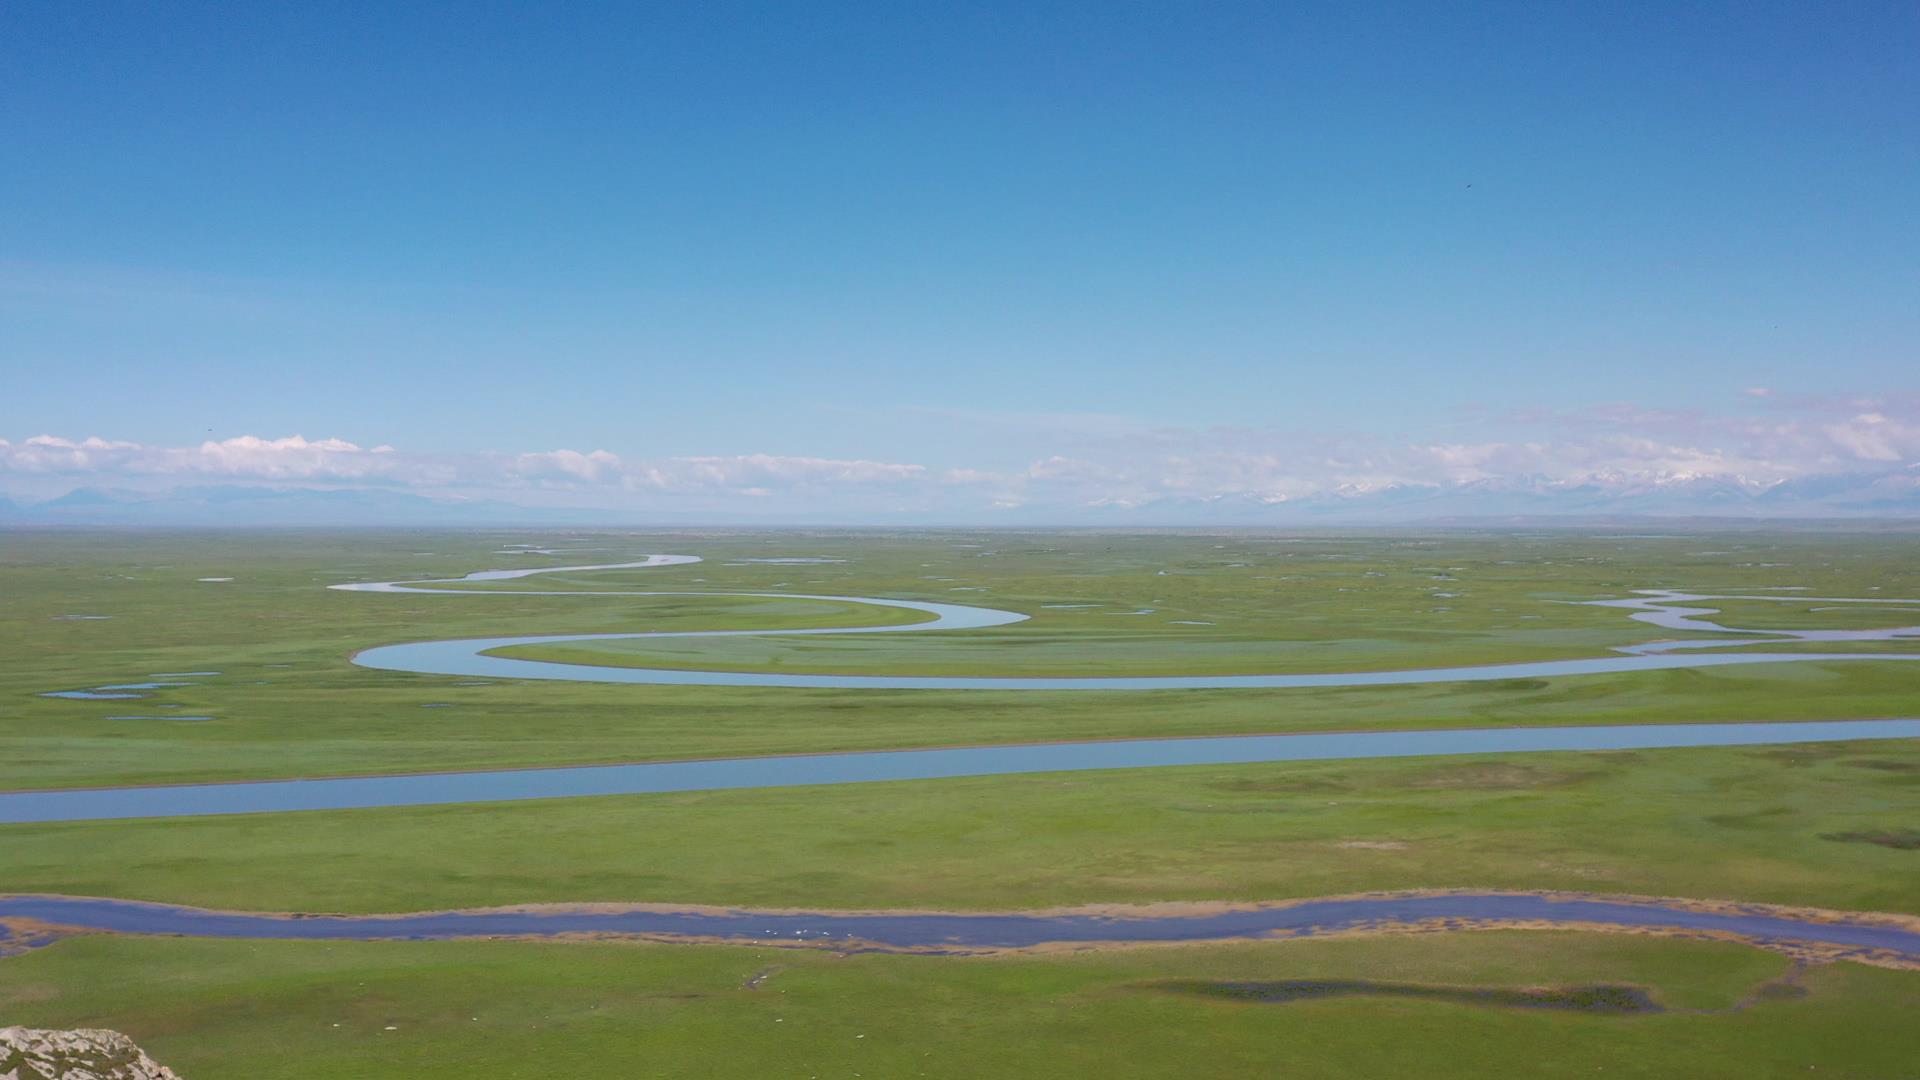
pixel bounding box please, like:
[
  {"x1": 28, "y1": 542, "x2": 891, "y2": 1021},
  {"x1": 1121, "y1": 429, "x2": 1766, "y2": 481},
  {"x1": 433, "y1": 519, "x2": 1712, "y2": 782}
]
[{"x1": 3, "y1": 2, "x2": 1916, "y2": 522}]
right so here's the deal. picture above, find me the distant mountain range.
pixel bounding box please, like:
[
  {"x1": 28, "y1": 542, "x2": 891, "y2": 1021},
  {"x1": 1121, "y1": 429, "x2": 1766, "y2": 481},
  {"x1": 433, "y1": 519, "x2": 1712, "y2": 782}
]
[
  {"x1": 0, "y1": 486, "x2": 628, "y2": 526},
  {"x1": 1045, "y1": 470, "x2": 1920, "y2": 525},
  {"x1": 1, "y1": 470, "x2": 1917, "y2": 526}
]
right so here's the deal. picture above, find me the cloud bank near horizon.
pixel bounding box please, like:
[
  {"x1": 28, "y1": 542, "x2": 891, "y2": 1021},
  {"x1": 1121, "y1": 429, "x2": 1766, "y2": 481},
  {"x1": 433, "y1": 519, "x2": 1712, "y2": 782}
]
[{"x1": 4, "y1": 393, "x2": 1918, "y2": 520}]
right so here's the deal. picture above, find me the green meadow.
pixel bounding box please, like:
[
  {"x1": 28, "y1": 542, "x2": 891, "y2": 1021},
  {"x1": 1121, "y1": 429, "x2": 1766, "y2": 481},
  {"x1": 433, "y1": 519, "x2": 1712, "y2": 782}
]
[
  {"x1": 4, "y1": 740, "x2": 1918, "y2": 916},
  {"x1": 3, "y1": 527, "x2": 1918, "y2": 1078},
  {"x1": 7, "y1": 932, "x2": 1918, "y2": 1080},
  {"x1": 5, "y1": 528, "x2": 1919, "y2": 790}
]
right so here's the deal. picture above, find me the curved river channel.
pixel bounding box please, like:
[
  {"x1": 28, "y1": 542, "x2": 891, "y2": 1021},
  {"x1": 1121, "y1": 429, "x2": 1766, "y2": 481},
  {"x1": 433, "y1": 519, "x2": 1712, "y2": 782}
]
[
  {"x1": 4, "y1": 891, "x2": 1918, "y2": 962},
  {"x1": 342, "y1": 556, "x2": 1920, "y2": 691}
]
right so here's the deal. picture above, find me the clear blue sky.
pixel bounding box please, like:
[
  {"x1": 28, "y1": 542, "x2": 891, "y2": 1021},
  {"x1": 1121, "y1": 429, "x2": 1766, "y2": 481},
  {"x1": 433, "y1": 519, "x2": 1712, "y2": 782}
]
[{"x1": 2, "y1": 2, "x2": 1916, "y2": 517}]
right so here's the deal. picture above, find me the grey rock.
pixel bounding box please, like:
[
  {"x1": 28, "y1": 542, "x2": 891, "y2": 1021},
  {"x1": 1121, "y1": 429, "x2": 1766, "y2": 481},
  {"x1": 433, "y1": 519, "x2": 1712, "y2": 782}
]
[{"x1": 0, "y1": 1026, "x2": 183, "y2": 1080}]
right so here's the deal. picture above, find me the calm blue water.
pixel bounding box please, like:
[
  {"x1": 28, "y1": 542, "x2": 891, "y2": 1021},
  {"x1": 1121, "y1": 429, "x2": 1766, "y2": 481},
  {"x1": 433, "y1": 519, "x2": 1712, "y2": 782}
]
[
  {"x1": 40, "y1": 690, "x2": 146, "y2": 701},
  {"x1": 3, "y1": 720, "x2": 1915, "y2": 823},
  {"x1": 41, "y1": 681, "x2": 193, "y2": 701},
  {"x1": 3, "y1": 891, "x2": 1916, "y2": 957},
  {"x1": 356, "y1": 637, "x2": 1920, "y2": 690},
  {"x1": 338, "y1": 570, "x2": 1920, "y2": 691}
]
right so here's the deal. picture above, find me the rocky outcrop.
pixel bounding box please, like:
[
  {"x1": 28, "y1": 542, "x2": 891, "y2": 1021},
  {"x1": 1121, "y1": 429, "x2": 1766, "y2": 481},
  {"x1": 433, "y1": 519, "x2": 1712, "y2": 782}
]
[{"x1": 0, "y1": 1027, "x2": 182, "y2": 1080}]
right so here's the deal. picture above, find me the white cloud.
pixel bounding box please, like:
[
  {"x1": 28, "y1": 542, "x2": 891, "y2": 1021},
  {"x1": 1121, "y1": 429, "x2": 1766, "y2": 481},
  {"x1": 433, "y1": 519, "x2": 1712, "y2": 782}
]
[
  {"x1": 0, "y1": 435, "x2": 936, "y2": 505},
  {"x1": 1822, "y1": 413, "x2": 1913, "y2": 463},
  {"x1": 182, "y1": 435, "x2": 394, "y2": 479},
  {"x1": 619, "y1": 455, "x2": 928, "y2": 494},
  {"x1": 5, "y1": 390, "x2": 1919, "y2": 517},
  {"x1": 0, "y1": 434, "x2": 408, "y2": 481},
  {"x1": 513, "y1": 448, "x2": 624, "y2": 484}
]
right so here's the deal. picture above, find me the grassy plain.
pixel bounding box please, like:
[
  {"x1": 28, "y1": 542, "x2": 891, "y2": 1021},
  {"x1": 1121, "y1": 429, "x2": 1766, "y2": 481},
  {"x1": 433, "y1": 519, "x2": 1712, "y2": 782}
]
[
  {"x1": 4, "y1": 740, "x2": 1918, "y2": 915},
  {"x1": 5, "y1": 932, "x2": 1918, "y2": 1080},
  {"x1": 3, "y1": 527, "x2": 1918, "y2": 1078},
  {"x1": 4, "y1": 528, "x2": 1919, "y2": 790}
]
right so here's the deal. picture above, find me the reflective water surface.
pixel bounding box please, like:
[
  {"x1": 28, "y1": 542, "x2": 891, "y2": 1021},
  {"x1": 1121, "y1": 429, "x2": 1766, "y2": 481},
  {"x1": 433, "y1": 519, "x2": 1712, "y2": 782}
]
[
  {"x1": 3, "y1": 720, "x2": 1916, "y2": 823},
  {"x1": 338, "y1": 560, "x2": 1920, "y2": 691},
  {"x1": 3, "y1": 891, "x2": 1916, "y2": 958}
]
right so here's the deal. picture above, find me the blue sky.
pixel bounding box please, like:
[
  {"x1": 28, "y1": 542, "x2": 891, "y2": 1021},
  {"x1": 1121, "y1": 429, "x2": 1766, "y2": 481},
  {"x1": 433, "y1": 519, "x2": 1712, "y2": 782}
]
[{"x1": 3, "y1": 2, "x2": 1916, "y2": 518}]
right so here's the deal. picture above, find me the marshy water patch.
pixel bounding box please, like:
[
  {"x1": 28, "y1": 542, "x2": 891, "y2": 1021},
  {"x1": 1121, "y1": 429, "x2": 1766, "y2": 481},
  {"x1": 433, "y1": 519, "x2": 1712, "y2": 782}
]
[
  {"x1": 40, "y1": 690, "x2": 146, "y2": 701},
  {"x1": 1155, "y1": 979, "x2": 1662, "y2": 1013},
  {"x1": 41, "y1": 677, "x2": 202, "y2": 703},
  {"x1": 729, "y1": 557, "x2": 847, "y2": 564}
]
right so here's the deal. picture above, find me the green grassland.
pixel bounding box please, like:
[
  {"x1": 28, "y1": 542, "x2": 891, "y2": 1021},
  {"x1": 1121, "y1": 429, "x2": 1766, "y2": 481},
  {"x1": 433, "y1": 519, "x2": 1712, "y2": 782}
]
[
  {"x1": 1685, "y1": 597, "x2": 1920, "y2": 631},
  {"x1": 1, "y1": 740, "x2": 1916, "y2": 916},
  {"x1": 3, "y1": 527, "x2": 1918, "y2": 1078},
  {"x1": 4, "y1": 528, "x2": 1919, "y2": 791},
  {"x1": 8, "y1": 932, "x2": 1918, "y2": 1080}
]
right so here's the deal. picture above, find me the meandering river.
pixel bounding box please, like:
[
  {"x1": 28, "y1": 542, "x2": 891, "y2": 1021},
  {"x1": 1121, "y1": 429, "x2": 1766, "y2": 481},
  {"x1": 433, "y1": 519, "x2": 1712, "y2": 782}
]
[
  {"x1": 4, "y1": 891, "x2": 1916, "y2": 962},
  {"x1": 7, "y1": 555, "x2": 1919, "y2": 962},
  {"x1": 5, "y1": 719, "x2": 1916, "y2": 823},
  {"x1": 341, "y1": 558, "x2": 1920, "y2": 690}
]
